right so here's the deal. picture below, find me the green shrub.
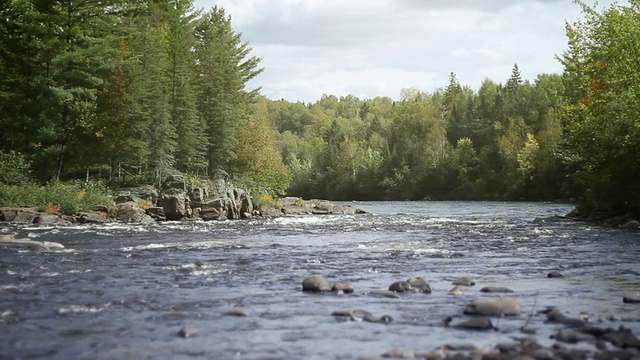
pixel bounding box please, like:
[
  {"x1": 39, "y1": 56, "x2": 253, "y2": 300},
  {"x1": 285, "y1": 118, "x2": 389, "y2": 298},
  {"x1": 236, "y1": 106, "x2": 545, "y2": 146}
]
[
  {"x1": 0, "y1": 180, "x2": 113, "y2": 215},
  {"x1": 0, "y1": 150, "x2": 33, "y2": 185}
]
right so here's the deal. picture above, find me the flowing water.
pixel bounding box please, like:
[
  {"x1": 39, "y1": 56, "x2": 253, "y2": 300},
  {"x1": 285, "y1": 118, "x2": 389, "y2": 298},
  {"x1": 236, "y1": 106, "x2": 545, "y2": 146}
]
[{"x1": 1, "y1": 201, "x2": 639, "y2": 359}]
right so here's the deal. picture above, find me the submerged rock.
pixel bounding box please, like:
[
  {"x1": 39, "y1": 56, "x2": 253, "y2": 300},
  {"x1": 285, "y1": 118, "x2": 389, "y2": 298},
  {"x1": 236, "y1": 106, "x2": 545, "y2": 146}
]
[
  {"x1": 301, "y1": 274, "x2": 331, "y2": 292},
  {"x1": 369, "y1": 290, "x2": 400, "y2": 299},
  {"x1": 463, "y1": 298, "x2": 521, "y2": 316},
  {"x1": 544, "y1": 308, "x2": 586, "y2": 327},
  {"x1": 0, "y1": 234, "x2": 64, "y2": 251},
  {"x1": 480, "y1": 286, "x2": 514, "y2": 293},
  {"x1": 453, "y1": 317, "x2": 494, "y2": 330},
  {"x1": 331, "y1": 309, "x2": 392, "y2": 324},
  {"x1": 224, "y1": 307, "x2": 250, "y2": 317},
  {"x1": 547, "y1": 271, "x2": 563, "y2": 278},
  {"x1": 177, "y1": 325, "x2": 197, "y2": 338},
  {"x1": 452, "y1": 277, "x2": 476, "y2": 286}
]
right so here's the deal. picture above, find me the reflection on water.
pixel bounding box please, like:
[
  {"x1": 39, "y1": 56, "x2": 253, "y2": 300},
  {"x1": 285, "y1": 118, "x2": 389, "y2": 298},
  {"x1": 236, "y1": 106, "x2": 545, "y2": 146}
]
[{"x1": 1, "y1": 201, "x2": 639, "y2": 359}]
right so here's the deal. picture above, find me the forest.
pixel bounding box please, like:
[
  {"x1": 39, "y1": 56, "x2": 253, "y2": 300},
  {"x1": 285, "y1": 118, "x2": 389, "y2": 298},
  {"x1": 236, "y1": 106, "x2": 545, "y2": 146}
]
[{"x1": 1, "y1": 0, "x2": 639, "y2": 217}]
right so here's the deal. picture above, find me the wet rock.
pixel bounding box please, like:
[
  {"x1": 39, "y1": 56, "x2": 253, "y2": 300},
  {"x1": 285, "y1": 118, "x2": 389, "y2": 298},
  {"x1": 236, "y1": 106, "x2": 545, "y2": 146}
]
[
  {"x1": 452, "y1": 277, "x2": 475, "y2": 286},
  {"x1": 621, "y1": 220, "x2": 640, "y2": 229},
  {"x1": 177, "y1": 325, "x2": 197, "y2": 338},
  {"x1": 161, "y1": 311, "x2": 189, "y2": 318},
  {"x1": 332, "y1": 281, "x2": 354, "y2": 293},
  {"x1": 463, "y1": 298, "x2": 521, "y2": 316},
  {"x1": 623, "y1": 292, "x2": 640, "y2": 304},
  {"x1": 547, "y1": 271, "x2": 563, "y2": 278},
  {"x1": 0, "y1": 234, "x2": 64, "y2": 250},
  {"x1": 369, "y1": 290, "x2": 400, "y2": 299},
  {"x1": 453, "y1": 317, "x2": 494, "y2": 330},
  {"x1": 553, "y1": 329, "x2": 596, "y2": 344},
  {"x1": 440, "y1": 343, "x2": 477, "y2": 351},
  {"x1": 331, "y1": 309, "x2": 392, "y2": 324},
  {"x1": 448, "y1": 286, "x2": 464, "y2": 296},
  {"x1": 224, "y1": 307, "x2": 250, "y2": 317},
  {"x1": 389, "y1": 281, "x2": 413, "y2": 293},
  {"x1": 301, "y1": 274, "x2": 331, "y2": 292},
  {"x1": 480, "y1": 286, "x2": 514, "y2": 293},
  {"x1": 381, "y1": 348, "x2": 415, "y2": 358},
  {"x1": 602, "y1": 327, "x2": 640, "y2": 349},
  {"x1": 406, "y1": 276, "x2": 431, "y2": 293},
  {"x1": 544, "y1": 308, "x2": 586, "y2": 327}
]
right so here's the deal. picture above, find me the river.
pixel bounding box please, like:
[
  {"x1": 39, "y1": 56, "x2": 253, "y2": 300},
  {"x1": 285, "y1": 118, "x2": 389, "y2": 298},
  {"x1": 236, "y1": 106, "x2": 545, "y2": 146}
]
[{"x1": 1, "y1": 201, "x2": 639, "y2": 359}]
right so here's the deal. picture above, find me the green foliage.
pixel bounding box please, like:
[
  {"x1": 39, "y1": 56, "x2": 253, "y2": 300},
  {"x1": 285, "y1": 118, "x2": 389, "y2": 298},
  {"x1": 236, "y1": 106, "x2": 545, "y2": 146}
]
[
  {"x1": 0, "y1": 180, "x2": 113, "y2": 215},
  {"x1": 0, "y1": 150, "x2": 32, "y2": 185},
  {"x1": 559, "y1": 0, "x2": 640, "y2": 214}
]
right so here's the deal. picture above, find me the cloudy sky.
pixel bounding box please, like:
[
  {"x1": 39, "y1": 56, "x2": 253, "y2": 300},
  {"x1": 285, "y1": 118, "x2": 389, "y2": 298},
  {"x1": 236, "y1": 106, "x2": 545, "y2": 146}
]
[{"x1": 192, "y1": 0, "x2": 621, "y2": 103}]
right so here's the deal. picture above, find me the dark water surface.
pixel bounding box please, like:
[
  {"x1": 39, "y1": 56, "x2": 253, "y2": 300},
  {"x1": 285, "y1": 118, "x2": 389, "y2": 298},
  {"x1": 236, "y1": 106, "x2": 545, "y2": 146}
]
[{"x1": 1, "y1": 201, "x2": 639, "y2": 359}]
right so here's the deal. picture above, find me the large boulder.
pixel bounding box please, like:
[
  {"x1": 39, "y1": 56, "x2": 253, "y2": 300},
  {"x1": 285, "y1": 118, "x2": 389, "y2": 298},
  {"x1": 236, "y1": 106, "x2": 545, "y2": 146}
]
[
  {"x1": 116, "y1": 201, "x2": 154, "y2": 223},
  {"x1": 0, "y1": 208, "x2": 40, "y2": 223},
  {"x1": 162, "y1": 193, "x2": 190, "y2": 221},
  {"x1": 161, "y1": 174, "x2": 187, "y2": 195}
]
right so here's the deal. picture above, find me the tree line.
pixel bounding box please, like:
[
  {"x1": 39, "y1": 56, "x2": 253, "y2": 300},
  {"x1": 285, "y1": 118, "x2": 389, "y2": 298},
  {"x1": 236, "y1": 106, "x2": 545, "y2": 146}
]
[
  {"x1": 0, "y1": 0, "x2": 290, "y2": 193},
  {"x1": 1, "y1": 0, "x2": 638, "y2": 217}
]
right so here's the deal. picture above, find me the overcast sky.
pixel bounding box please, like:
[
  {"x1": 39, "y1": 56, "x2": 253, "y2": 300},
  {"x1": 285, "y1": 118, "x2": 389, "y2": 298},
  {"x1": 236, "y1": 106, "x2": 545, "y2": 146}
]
[{"x1": 192, "y1": 0, "x2": 622, "y2": 103}]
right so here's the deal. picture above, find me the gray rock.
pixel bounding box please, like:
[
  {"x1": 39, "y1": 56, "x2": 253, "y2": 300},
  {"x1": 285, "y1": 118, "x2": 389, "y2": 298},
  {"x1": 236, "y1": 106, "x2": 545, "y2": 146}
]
[
  {"x1": 0, "y1": 234, "x2": 64, "y2": 250},
  {"x1": 78, "y1": 212, "x2": 109, "y2": 224},
  {"x1": 452, "y1": 277, "x2": 476, "y2": 286},
  {"x1": 623, "y1": 292, "x2": 640, "y2": 303},
  {"x1": 369, "y1": 290, "x2": 401, "y2": 299},
  {"x1": 621, "y1": 220, "x2": 640, "y2": 229},
  {"x1": 301, "y1": 275, "x2": 331, "y2": 292},
  {"x1": 464, "y1": 298, "x2": 521, "y2": 316},
  {"x1": 454, "y1": 317, "x2": 494, "y2": 330},
  {"x1": 0, "y1": 208, "x2": 39, "y2": 223},
  {"x1": 162, "y1": 174, "x2": 186, "y2": 195},
  {"x1": 116, "y1": 202, "x2": 155, "y2": 223},
  {"x1": 162, "y1": 194, "x2": 190, "y2": 221},
  {"x1": 544, "y1": 308, "x2": 586, "y2": 327},
  {"x1": 34, "y1": 213, "x2": 67, "y2": 225},
  {"x1": 177, "y1": 325, "x2": 197, "y2": 338},
  {"x1": 407, "y1": 276, "x2": 431, "y2": 293},
  {"x1": 224, "y1": 307, "x2": 250, "y2": 317},
  {"x1": 332, "y1": 281, "x2": 354, "y2": 293},
  {"x1": 389, "y1": 281, "x2": 413, "y2": 293},
  {"x1": 553, "y1": 330, "x2": 596, "y2": 344}
]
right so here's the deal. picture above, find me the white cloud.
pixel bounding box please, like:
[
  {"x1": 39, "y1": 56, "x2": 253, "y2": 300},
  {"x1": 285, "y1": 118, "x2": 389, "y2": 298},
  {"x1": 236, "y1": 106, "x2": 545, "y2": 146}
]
[{"x1": 193, "y1": 0, "x2": 625, "y2": 102}]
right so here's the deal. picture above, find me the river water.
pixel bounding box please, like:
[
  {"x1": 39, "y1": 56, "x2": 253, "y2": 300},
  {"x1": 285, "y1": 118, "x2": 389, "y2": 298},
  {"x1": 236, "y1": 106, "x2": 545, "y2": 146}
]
[{"x1": 1, "y1": 201, "x2": 639, "y2": 359}]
